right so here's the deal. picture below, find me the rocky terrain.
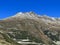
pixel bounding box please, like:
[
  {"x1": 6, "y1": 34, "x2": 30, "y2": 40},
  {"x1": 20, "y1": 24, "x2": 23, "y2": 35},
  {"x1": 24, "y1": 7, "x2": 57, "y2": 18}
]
[{"x1": 0, "y1": 12, "x2": 60, "y2": 45}]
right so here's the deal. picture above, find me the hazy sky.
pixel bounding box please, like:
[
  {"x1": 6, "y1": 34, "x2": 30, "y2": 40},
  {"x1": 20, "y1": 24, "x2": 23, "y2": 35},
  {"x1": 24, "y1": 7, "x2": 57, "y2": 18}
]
[{"x1": 0, "y1": 0, "x2": 60, "y2": 19}]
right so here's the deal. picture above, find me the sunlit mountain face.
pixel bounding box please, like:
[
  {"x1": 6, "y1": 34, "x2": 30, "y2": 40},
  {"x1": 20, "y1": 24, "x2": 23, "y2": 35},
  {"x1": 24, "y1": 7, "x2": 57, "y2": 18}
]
[{"x1": 0, "y1": 12, "x2": 60, "y2": 45}]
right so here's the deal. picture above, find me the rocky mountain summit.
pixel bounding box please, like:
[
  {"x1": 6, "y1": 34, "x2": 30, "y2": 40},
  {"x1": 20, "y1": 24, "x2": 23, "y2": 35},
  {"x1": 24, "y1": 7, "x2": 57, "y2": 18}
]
[{"x1": 0, "y1": 12, "x2": 60, "y2": 45}]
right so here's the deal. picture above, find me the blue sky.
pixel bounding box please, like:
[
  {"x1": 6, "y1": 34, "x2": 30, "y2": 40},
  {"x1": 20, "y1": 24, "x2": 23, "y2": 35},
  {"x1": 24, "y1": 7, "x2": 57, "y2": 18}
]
[{"x1": 0, "y1": 0, "x2": 60, "y2": 19}]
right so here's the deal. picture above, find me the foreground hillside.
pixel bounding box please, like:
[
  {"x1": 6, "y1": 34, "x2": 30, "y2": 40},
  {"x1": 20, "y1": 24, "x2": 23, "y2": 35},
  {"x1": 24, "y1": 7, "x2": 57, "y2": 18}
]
[{"x1": 0, "y1": 12, "x2": 60, "y2": 45}]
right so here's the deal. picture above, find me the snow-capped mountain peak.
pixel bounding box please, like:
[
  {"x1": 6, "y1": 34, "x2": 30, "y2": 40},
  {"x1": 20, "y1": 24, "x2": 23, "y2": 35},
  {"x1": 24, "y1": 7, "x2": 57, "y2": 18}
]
[
  {"x1": 3, "y1": 12, "x2": 60, "y2": 23},
  {"x1": 8, "y1": 12, "x2": 38, "y2": 20}
]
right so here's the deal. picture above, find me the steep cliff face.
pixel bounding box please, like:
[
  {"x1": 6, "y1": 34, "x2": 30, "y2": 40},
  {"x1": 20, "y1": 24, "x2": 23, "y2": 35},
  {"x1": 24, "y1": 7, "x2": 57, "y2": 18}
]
[{"x1": 0, "y1": 12, "x2": 60, "y2": 45}]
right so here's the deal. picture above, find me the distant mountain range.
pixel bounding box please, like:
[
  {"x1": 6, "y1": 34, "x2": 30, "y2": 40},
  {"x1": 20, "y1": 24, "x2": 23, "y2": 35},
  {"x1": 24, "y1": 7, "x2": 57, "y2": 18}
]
[{"x1": 0, "y1": 12, "x2": 60, "y2": 45}]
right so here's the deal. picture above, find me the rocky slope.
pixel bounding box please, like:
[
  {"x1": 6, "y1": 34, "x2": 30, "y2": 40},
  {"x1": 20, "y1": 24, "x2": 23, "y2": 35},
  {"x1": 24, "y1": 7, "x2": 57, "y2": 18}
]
[{"x1": 0, "y1": 12, "x2": 60, "y2": 45}]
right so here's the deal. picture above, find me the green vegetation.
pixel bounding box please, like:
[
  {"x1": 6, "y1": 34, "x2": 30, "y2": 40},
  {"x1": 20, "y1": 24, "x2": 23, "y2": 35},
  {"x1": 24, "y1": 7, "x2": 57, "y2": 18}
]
[{"x1": 0, "y1": 32, "x2": 21, "y2": 45}]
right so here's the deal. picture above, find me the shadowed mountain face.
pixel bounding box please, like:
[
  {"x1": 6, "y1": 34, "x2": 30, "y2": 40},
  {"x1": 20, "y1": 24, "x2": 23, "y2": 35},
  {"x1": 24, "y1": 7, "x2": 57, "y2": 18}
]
[{"x1": 0, "y1": 12, "x2": 60, "y2": 45}]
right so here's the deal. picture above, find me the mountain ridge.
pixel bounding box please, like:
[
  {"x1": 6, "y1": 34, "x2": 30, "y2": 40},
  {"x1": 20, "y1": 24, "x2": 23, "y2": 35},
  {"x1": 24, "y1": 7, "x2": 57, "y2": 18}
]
[{"x1": 0, "y1": 12, "x2": 60, "y2": 45}]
